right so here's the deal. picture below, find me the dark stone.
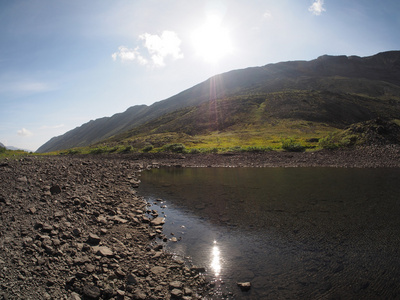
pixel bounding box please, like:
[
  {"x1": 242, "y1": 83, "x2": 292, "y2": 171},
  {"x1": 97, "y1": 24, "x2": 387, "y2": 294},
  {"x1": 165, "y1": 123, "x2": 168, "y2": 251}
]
[
  {"x1": 50, "y1": 185, "x2": 62, "y2": 195},
  {"x1": 83, "y1": 284, "x2": 101, "y2": 299},
  {"x1": 87, "y1": 233, "x2": 101, "y2": 245},
  {"x1": 127, "y1": 274, "x2": 137, "y2": 285}
]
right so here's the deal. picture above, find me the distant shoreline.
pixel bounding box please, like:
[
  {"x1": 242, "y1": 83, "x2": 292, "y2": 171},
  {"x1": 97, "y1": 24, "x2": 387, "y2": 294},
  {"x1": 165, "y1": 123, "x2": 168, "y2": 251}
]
[{"x1": 69, "y1": 145, "x2": 400, "y2": 168}]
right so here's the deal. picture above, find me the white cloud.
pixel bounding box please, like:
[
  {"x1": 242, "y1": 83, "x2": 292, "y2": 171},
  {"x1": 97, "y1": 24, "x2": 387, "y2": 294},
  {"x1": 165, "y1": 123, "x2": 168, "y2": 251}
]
[
  {"x1": 309, "y1": 0, "x2": 326, "y2": 16},
  {"x1": 112, "y1": 30, "x2": 183, "y2": 67},
  {"x1": 17, "y1": 128, "x2": 33, "y2": 137},
  {"x1": 111, "y1": 46, "x2": 148, "y2": 65},
  {"x1": 139, "y1": 31, "x2": 184, "y2": 67}
]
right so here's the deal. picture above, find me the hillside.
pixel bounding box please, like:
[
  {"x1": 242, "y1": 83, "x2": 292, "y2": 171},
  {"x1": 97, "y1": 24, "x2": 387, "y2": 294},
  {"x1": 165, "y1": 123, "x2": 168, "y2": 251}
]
[{"x1": 36, "y1": 51, "x2": 400, "y2": 153}]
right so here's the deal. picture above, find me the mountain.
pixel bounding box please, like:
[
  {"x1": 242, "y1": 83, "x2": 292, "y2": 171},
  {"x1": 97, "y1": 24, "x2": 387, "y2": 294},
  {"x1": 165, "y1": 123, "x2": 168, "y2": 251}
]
[
  {"x1": 0, "y1": 143, "x2": 31, "y2": 152},
  {"x1": 36, "y1": 51, "x2": 400, "y2": 153}
]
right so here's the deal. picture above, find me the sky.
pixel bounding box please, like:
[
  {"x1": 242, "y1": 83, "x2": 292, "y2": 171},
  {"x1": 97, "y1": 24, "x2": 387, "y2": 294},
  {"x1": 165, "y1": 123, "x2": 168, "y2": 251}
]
[{"x1": 1, "y1": 0, "x2": 399, "y2": 151}]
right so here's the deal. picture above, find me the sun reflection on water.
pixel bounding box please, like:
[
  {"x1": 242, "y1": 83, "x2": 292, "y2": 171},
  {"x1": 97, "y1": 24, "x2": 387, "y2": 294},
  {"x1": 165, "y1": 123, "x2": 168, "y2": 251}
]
[{"x1": 211, "y1": 240, "x2": 221, "y2": 277}]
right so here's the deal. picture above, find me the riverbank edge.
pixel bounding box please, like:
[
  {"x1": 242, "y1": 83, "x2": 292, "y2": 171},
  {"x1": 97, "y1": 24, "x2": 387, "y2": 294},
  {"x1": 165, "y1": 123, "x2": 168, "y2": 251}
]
[{"x1": 79, "y1": 145, "x2": 400, "y2": 168}]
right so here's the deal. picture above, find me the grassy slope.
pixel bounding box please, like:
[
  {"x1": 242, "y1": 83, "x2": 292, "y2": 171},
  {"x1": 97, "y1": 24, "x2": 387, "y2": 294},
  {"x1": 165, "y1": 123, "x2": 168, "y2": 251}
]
[{"x1": 36, "y1": 51, "x2": 400, "y2": 153}]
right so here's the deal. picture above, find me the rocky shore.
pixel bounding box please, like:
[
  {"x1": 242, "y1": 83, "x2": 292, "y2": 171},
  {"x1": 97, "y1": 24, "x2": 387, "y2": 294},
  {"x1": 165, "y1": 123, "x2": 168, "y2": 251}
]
[
  {"x1": 0, "y1": 157, "x2": 209, "y2": 300},
  {"x1": 1, "y1": 145, "x2": 400, "y2": 299}
]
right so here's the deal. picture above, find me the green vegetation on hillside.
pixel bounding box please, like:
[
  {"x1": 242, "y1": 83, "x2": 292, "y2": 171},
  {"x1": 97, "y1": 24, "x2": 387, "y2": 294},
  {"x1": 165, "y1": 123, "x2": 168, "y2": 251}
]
[
  {"x1": 36, "y1": 51, "x2": 400, "y2": 153},
  {"x1": 0, "y1": 147, "x2": 31, "y2": 159}
]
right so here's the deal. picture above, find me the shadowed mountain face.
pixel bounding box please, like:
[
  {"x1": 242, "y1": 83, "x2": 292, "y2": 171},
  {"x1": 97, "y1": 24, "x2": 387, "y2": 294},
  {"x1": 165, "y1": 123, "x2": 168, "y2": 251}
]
[{"x1": 36, "y1": 51, "x2": 400, "y2": 153}]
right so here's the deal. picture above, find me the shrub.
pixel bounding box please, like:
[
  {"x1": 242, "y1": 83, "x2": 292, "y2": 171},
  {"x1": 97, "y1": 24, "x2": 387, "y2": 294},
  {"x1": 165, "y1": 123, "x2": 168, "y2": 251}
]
[
  {"x1": 340, "y1": 134, "x2": 358, "y2": 147},
  {"x1": 162, "y1": 143, "x2": 186, "y2": 153},
  {"x1": 108, "y1": 146, "x2": 119, "y2": 153},
  {"x1": 228, "y1": 146, "x2": 243, "y2": 152},
  {"x1": 0, "y1": 146, "x2": 6, "y2": 153},
  {"x1": 66, "y1": 149, "x2": 81, "y2": 155},
  {"x1": 90, "y1": 147, "x2": 107, "y2": 154},
  {"x1": 120, "y1": 145, "x2": 132, "y2": 153},
  {"x1": 281, "y1": 138, "x2": 306, "y2": 152},
  {"x1": 141, "y1": 145, "x2": 153, "y2": 153},
  {"x1": 189, "y1": 148, "x2": 201, "y2": 154},
  {"x1": 319, "y1": 132, "x2": 358, "y2": 149},
  {"x1": 245, "y1": 146, "x2": 273, "y2": 152}
]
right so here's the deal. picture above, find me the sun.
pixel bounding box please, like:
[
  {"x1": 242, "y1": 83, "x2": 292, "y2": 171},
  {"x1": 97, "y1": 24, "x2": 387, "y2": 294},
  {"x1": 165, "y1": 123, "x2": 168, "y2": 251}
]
[{"x1": 191, "y1": 16, "x2": 233, "y2": 63}]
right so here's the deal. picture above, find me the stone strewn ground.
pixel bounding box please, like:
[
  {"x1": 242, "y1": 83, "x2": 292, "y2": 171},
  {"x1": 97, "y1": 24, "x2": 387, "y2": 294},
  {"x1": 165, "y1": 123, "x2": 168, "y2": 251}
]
[
  {"x1": 123, "y1": 145, "x2": 400, "y2": 168},
  {"x1": 0, "y1": 157, "x2": 209, "y2": 300},
  {"x1": 1, "y1": 145, "x2": 400, "y2": 299}
]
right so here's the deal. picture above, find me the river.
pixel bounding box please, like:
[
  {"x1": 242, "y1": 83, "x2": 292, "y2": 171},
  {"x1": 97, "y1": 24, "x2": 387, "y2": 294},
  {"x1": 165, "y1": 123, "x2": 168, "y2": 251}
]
[{"x1": 139, "y1": 167, "x2": 400, "y2": 299}]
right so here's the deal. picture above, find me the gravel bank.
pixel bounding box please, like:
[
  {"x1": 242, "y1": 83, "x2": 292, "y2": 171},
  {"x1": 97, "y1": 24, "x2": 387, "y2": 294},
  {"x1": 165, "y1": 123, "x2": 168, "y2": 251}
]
[{"x1": 0, "y1": 157, "x2": 209, "y2": 300}]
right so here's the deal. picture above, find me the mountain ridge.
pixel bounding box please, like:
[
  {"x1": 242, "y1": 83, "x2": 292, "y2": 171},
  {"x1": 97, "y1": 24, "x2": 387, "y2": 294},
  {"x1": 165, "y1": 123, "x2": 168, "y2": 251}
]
[{"x1": 36, "y1": 50, "x2": 400, "y2": 153}]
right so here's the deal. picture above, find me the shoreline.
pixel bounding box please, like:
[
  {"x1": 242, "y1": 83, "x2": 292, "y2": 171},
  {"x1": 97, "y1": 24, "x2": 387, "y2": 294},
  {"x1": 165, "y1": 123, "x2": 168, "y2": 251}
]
[
  {"x1": 1, "y1": 145, "x2": 399, "y2": 299},
  {"x1": 95, "y1": 145, "x2": 400, "y2": 168}
]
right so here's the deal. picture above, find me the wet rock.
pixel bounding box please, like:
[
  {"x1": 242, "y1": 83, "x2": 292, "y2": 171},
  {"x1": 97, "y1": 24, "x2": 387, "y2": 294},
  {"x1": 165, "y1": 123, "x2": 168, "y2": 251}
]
[
  {"x1": 191, "y1": 266, "x2": 206, "y2": 273},
  {"x1": 151, "y1": 216, "x2": 165, "y2": 226},
  {"x1": 237, "y1": 282, "x2": 251, "y2": 291}
]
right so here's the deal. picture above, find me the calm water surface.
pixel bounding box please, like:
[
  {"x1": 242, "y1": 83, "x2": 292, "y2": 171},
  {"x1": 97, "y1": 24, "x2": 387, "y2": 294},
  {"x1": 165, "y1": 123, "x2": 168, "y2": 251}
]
[{"x1": 138, "y1": 167, "x2": 400, "y2": 299}]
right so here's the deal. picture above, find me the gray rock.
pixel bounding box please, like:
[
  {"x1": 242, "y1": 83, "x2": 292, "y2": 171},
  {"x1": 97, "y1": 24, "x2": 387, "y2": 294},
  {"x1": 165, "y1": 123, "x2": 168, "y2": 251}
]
[
  {"x1": 87, "y1": 233, "x2": 101, "y2": 245},
  {"x1": 127, "y1": 274, "x2": 137, "y2": 284},
  {"x1": 72, "y1": 228, "x2": 81, "y2": 237},
  {"x1": 83, "y1": 284, "x2": 101, "y2": 299},
  {"x1": 93, "y1": 246, "x2": 113, "y2": 257},
  {"x1": 170, "y1": 288, "x2": 183, "y2": 298},
  {"x1": 17, "y1": 176, "x2": 28, "y2": 183},
  {"x1": 42, "y1": 223, "x2": 53, "y2": 232},
  {"x1": 134, "y1": 290, "x2": 147, "y2": 300},
  {"x1": 169, "y1": 281, "x2": 183, "y2": 289},
  {"x1": 151, "y1": 266, "x2": 166, "y2": 275},
  {"x1": 85, "y1": 263, "x2": 96, "y2": 273},
  {"x1": 70, "y1": 292, "x2": 81, "y2": 300},
  {"x1": 111, "y1": 216, "x2": 128, "y2": 224}
]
